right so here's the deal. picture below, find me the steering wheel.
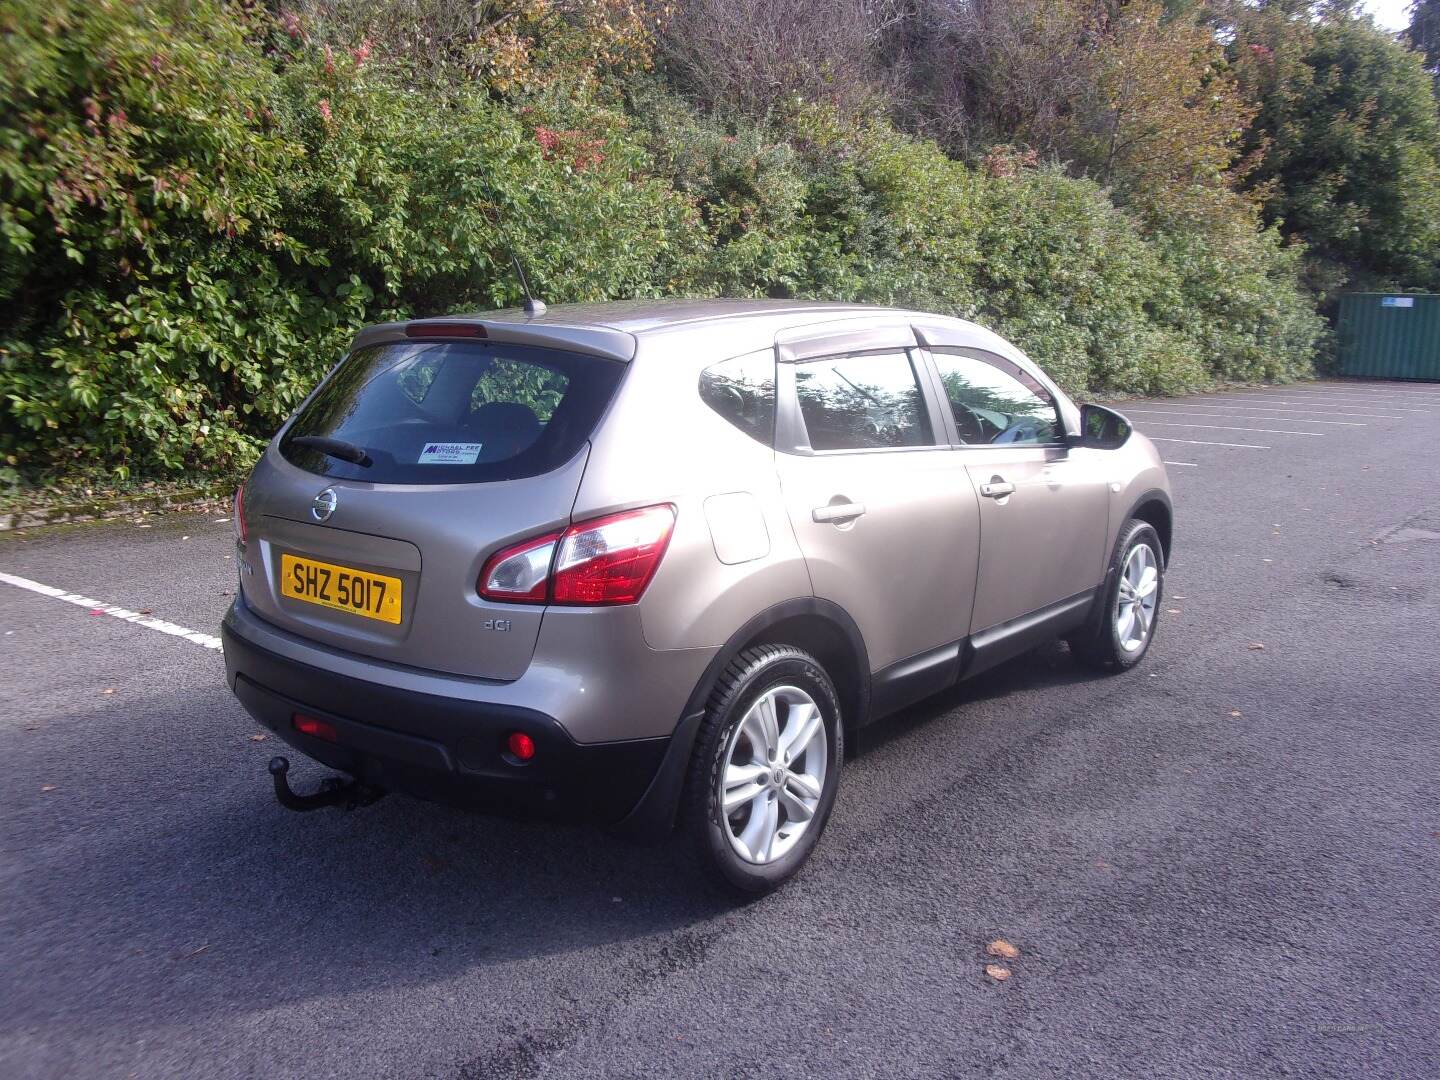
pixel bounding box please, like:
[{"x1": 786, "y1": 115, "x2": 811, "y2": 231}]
[
  {"x1": 994, "y1": 416, "x2": 1046, "y2": 444},
  {"x1": 951, "y1": 401, "x2": 990, "y2": 444}
]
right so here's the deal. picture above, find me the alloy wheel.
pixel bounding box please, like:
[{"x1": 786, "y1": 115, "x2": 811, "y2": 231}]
[
  {"x1": 1115, "y1": 542, "x2": 1159, "y2": 653},
  {"x1": 718, "y1": 685, "x2": 828, "y2": 864}
]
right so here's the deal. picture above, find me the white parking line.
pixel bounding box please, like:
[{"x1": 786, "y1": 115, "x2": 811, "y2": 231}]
[
  {"x1": 1148, "y1": 437, "x2": 1270, "y2": 449},
  {"x1": 1147, "y1": 402, "x2": 1403, "y2": 420},
  {"x1": 1135, "y1": 421, "x2": 1324, "y2": 436},
  {"x1": 0, "y1": 570, "x2": 221, "y2": 650},
  {"x1": 1127, "y1": 409, "x2": 1365, "y2": 427},
  {"x1": 1216, "y1": 395, "x2": 1431, "y2": 413},
  {"x1": 1274, "y1": 386, "x2": 1440, "y2": 403},
  {"x1": 1313, "y1": 381, "x2": 1437, "y2": 392},
  {"x1": 1162, "y1": 461, "x2": 1199, "y2": 467}
]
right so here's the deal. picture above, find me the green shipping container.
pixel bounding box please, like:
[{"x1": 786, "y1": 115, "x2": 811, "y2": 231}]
[{"x1": 1335, "y1": 292, "x2": 1440, "y2": 381}]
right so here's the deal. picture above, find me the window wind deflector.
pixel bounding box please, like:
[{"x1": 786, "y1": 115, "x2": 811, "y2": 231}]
[{"x1": 290, "y1": 435, "x2": 372, "y2": 467}]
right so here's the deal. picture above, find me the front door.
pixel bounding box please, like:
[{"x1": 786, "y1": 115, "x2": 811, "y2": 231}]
[
  {"x1": 927, "y1": 348, "x2": 1111, "y2": 633},
  {"x1": 774, "y1": 348, "x2": 981, "y2": 682}
]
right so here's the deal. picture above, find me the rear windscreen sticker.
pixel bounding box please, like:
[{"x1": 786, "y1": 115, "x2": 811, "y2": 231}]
[{"x1": 418, "y1": 442, "x2": 483, "y2": 465}]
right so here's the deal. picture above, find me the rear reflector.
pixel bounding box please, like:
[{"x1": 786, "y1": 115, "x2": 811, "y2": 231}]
[
  {"x1": 293, "y1": 714, "x2": 338, "y2": 742},
  {"x1": 405, "y1": 321, "x2": 486, "y2": 338},
  {"x1": 506, "y1": 731, "x2": 536, "y2": 761}
]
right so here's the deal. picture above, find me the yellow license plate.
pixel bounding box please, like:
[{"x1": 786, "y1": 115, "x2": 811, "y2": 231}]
[{"x1": 280, "y1": 554, "x2": 403, "y2": 625}]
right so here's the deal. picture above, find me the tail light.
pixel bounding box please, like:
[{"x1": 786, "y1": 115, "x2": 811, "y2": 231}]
[
  {"x1": 232, "y1": 484, "x2": 248, "y2": 544},
  {"x1": 478, "y1": 531, "x2": 561, "y2": 603},
  {"x1": 552, "y1": 505, "x2": 676, "y2": 605},
  {"x1": 478, "y1": 504, "x2": 676, "y2": 606}
]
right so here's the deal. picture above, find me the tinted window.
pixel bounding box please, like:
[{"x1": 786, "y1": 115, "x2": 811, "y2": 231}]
[
  {"x1": 280, "y1": 340, "x2": 623, "y2": 485},
  {"x1": 932, "y1": 351, "x2": 1060, "y2": 445},
  {"x1": 699, "y1": 351, "x2": 775, "y2": 445},
  {"x1": 793, "y1": 351, "x2": 933, "y2": 451}
]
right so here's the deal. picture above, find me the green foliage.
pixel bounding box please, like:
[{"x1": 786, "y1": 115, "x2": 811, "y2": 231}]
[
  {"x1": 1, "y1": 0, "x2": 700, "y2": 483},
  {"x1": 643, "y1": 104, "x2": 1321, "y2": 396},
  {"x1": 0, "y1": 1, "x2": 1325, "y2": 487},
  {"x1": 1233, "y1": 10, "x2": 1440, "y2": 293}
]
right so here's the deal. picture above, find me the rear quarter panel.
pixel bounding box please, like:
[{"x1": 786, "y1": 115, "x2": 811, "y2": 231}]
[{"x1": 573, "y1": 329, "x2": 813, "y2": 652}]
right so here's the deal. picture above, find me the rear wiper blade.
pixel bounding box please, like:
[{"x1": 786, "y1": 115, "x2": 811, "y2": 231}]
[{"x1": 291, "y1": 435, "x2": 372, "y2": 467}]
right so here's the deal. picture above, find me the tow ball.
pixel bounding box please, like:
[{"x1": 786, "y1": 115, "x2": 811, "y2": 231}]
[{"x1": 268, "y1": 756, "x2": 385, "y2": 812}]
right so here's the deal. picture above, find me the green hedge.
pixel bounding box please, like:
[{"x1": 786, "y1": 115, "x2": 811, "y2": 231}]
[{"x1": 0, "y1": 2, "x2": 1323, "y2": 487}]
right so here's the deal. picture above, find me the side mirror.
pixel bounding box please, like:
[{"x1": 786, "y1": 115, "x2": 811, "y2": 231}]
[{"x1": 1074, "y1": 403, "x2": 1133, "y2": 450}]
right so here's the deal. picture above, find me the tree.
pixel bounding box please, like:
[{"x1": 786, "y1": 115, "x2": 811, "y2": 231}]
[
  {"x1": 1409, "y1": 0, "x2": 1440, "y2": 74},
  {"x1": 1232, "y1": 9, "x2": 1440, "y2": 291},
  {"x1": 889, "y1": 0, "x2": 1255, "y2": 220}
]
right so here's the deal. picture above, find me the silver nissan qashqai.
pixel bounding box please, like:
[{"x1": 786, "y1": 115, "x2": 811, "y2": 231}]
[{"x1": 223, "y1": 299, "x2": 1172, "y2": 893}]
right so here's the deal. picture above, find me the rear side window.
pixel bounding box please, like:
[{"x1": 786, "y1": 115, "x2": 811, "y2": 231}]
[
  {"x1": 699, "y1": 351, "x2": 776, "y2": 445},
  {"x1": 793, "y1": 351, "x2": 934, "y2": 451},
  {"x1": 280, "y1": 340, "x2": 623, "y2": 484}
]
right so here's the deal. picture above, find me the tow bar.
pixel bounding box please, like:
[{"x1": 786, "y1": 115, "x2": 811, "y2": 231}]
[{"x1": 268, "y1": 756, "x2": 385, "y2": 812}]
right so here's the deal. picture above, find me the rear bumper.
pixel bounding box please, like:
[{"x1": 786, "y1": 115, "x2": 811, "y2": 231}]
[{"x1": 222, "y1": 612, "x2": 670, "y2": 824}]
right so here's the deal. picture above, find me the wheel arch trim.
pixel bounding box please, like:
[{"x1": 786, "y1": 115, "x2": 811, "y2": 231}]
[{"x1": 612, "y1": 597, "x2": 871, "y2": 838}]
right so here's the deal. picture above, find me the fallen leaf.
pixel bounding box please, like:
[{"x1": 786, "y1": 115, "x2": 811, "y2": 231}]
[
  {"x1": 984, "y1": 964, "x2": 1011, "y2": 982},
  {"x1": 1167, "y1": 608, "x2": 1181, "y2": 615},
  {"x1": 40, "y1": 785, "x2": 57, "y2": 793},
  {"x1": 1248, "y1": 643, "x2": 1266, "y2": 651},
  {"x1": 250, "y1": 733, "x2": 267, "y2": 742},
  {"x1": 1229, "y1": 709, "x2": 1243, "y2": 718},
  {"x1": 102, "y1": 687, "x2": 116, "y2": 695},
  {"x1": 139, "y1": 608, "x2": 152, "y2": 615},
  {"x1": 89, "y1": 609, "x2": 105, "y2": 616},
  {"x1": 215, "y1": 518, "x2": 231, "y2": 524},
  {"x1": 987, "y1": 939, "x2": 1019, "y2": 959}
]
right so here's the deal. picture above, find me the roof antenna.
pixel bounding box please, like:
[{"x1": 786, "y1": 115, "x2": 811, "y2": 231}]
[{"x1": 511, "y1": 255, "x2": 546, "y2": 317}]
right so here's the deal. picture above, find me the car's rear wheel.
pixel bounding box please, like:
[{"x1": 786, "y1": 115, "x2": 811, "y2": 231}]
[
  {"x1": 681, "y1": 645, "x2": 843, "y2": 895},
  {"x1": 1069, "y1": 518, "x2": 1164, "y2": 671}
]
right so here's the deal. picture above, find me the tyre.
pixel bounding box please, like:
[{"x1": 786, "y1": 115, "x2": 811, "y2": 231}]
[
  {"x1": 680, "y1": 645, "x2": 844, "y2": 896},
  {"x1": 1069, "y1": 519, "x2": 1164, "y2": 672}
]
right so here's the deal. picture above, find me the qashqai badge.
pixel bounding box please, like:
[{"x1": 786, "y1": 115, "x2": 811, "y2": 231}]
[{"x1": 311, "y1": 488, "x2": 338, "y2": 523}]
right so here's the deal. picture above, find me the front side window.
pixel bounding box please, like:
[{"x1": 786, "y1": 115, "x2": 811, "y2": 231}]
[
  {"x1": 932, "y1": 350, "x2": 1060, "y2": 446},
  {"x1": 699, "y1": 351, "x2": 776, "y2": 445},
  {"x1": 280, "y1": 340, "x2": 622, "y2": 485},
  {"x1": 793, "y1": 351, "x2": 933, "y2": 451}
]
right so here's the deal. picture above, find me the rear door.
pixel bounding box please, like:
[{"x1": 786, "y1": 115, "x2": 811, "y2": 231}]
[
  {"x1": 238, "y1": 336, "x2": 624, "y2": 681},
  {"x1": 773, "y1": 338, "x2": 981, "y2": 685},
  {"x1": 926, "y1": 348, "x2": 1110, "y2": 633}
]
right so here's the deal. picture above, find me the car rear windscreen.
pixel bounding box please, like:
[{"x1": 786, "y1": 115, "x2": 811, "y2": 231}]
[{"x1": 279, "y1": 339, "x2": 625, "y2": 485}]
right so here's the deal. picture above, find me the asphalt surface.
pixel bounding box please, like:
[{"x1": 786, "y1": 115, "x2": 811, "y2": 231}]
[{"x1": 3, "y1": 379, "x2": 1438, "y2": 1079}]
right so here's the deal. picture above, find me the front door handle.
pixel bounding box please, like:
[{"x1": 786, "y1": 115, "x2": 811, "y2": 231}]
[
  {"x1": 979, "y1": 479, "x2": 1016, "y2": 499},
  {"x1": 812, "y1": 501, "x2": 867, "y2": 524}
]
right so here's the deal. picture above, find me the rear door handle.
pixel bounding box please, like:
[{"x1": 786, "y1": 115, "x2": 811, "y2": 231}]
[
  {"x1": 979, "y1": 480, "x2": 1016, "y2": 499},
  {"x1": 812, "y1": 502, "x2": 866, "y2": 524}
]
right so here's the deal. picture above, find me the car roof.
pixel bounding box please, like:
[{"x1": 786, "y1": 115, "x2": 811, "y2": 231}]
[
  {"x1": 477, "y1": 298, "x2": 905, "y2": 335},
  {"x1": 352, "y1": 299, "x2": 1021, "y2": 370}
]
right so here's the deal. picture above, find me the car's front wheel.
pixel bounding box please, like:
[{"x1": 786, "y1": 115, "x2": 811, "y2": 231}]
[
  {"x1": 1069, "y1": 518, "x2": 1165, "y2": 671},
  {"x1": 681, "y1": 645, "x2": 843, "y2": 895}
]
